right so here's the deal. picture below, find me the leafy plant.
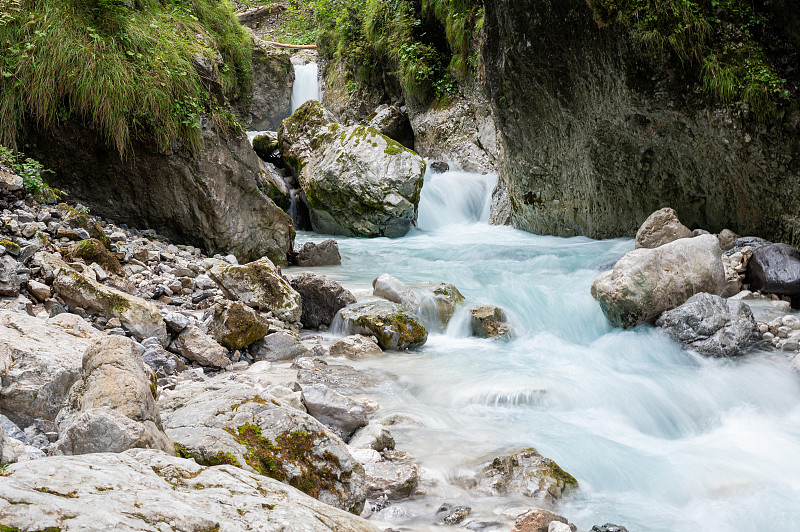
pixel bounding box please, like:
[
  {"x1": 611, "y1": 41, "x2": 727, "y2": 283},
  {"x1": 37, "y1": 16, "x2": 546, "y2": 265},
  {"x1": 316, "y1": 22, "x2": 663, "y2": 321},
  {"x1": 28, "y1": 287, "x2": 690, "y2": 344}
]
[{"x1": 0, "y1": 145, "x2": 62, "y2": 202}]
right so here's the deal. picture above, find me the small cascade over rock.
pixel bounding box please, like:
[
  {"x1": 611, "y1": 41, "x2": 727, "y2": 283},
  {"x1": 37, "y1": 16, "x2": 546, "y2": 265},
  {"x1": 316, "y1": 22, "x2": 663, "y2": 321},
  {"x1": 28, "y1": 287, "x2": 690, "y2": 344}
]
[
  {"x1": 415, "y1": 169, "x2": 497, "y2": 231},
  {"x1": 291, "y1": 61, "x2": 321, "y2": 114}
]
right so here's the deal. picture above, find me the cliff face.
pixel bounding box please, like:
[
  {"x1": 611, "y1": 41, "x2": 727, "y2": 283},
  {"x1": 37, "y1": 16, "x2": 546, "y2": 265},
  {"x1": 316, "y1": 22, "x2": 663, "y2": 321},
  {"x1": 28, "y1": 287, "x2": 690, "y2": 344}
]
[{"x1": 482, "y1": 0, "x2": 800, "y2": 243}]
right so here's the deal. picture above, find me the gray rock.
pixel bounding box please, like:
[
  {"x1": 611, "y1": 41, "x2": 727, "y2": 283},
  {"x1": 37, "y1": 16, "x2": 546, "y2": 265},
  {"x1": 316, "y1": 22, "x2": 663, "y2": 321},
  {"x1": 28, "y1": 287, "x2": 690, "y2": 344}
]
[
  {"x1": 0, "y1": 414, "x2": 26, "y2": 443},
  {"x1": 251, "y1": 331, "x2": 311, "y2": 362},
  {"x1": 372, "y1": 273, "x2": 420, "y2": 312},
  {"x1": 0, "y1": 168, "x2": 23, "y2": 191},
  {"x1": 0, "y1": 449, "x2": 379, "y2": 531},
  {"x1": 239, "y1": 41, "x2": 293, "y2": 130},
  {"x1": 591, "y1": 234, "x2": 727, "y2": 328},
  {"x1": 471, "y1": 305, "x2": 511, "y2": 338},
  {"x1": 635, "y1": 207, "x2": 692, "y2": 249},
  {"x1": 163, "y1": 311, "x2": 191, "y2": 333},
  {"x1": 417, "y1": 282, "x2": 465, "y2": 330},
  {"x1": 655, "y1": 293, "x2": 760, "y2": 357},
  {"x1": 291, "y1": 272, "x2": 356, "y2": 328},
  {"x1": 330, "y1": 335, "x2": 383, "y2": 360},
  {"x1": 208, "y1": 301, "x2": 269, "y2": 350},
  {"x1": 430, "y1": 161, "x2": 450, "y2": 173},
  {"x1": 746, "y1": 243, "x2": 800, "y2": 299},
  {"x1": 169, "y1": 325, "x2": 231, "y2": 368},
  {"x1": 336, "y1": 300, "x2": 428, "y2": 350},
  {"x1": 0, "y1": 425, "x2": 36, "y2": 465},
  {"x1": 301, "y1": 383, "x2": 368, "y2": 440},
  {"x1": 510, "y1": 508, "x2": 577, "y2": 532},
  {"x1": 591, "y1": 525, "x2": 630, "y2": 532},
  {"x1": 26, "y1": 279, "x2": 51, "y2": 301},
  {"x1": 348, "y1": 423, "x2": 395, "y2": 452},
  {"x1": 717, "y1": 229, "x2": 738, "y2": 251},
  {"x1": 0, "y1": 255, "x2": 20, "y2": 297},
  {"x1": 366, "y1": 105, "x2": 414, "y2": 149},
  {"x1": 295, "y1": 239, "x2": 342, "y2": 266},
  {"x1": 141, "y1": 345, "x2": 185, "y2": 375},
  {"x1": 363, "y1": 460, "x2": 420, "y2": 500},
  {"x1": 297, "y1": 359, "x2": 381, "y2": 394}
]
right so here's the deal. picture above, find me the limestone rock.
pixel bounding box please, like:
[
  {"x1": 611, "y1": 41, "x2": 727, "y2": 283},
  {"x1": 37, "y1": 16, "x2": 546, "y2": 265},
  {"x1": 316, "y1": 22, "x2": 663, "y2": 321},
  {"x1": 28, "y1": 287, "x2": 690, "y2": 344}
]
[
  {"x1": 336, "y1": 300, "x2": 427, "y2": 350},
  {"x1": 717, "y1": 229, "x2": 739, "y2": 252},
  {"x1": 169, "y1": 325, "x2": 231, "y2": 368},
  {"x1": 362, "y1": 460, "x2": 420, "y2": 500},
  {"x1": 330, "y1": 335, "x2": 383, "y2": 360},
  {"x1": 591, "y1": 234, "x2": 727, "y2": 328},
  {"x1": 746, "y1": 243, "x2": 800, "y2": 299},
  {"x1": 471, "y1": 305, "x2": 511, "y2": 338},
  {"x1": 366, "y1": 105, "x2": 414, "y2": 149},
  {"x1": 348, "y1": 424, "x2": 395, "y2": 452},
  {"x1": 372, "y1": 273, "x2": 420, "y2": 312},
  {"x1": 291, "y1": 272, "x2": 356, "y2": 328},
  {"x1": 209, "y1": 257, "x2": 301, "y2": 323},
  {"x1": 0, "y1": 168, "x2": 23, "y2": 191},
  {"x1": 655, "y1": 293, "x2": 760, "y2": 357},
  {"x1": 0, "y1": 310, "x2": 100, "y2": 428},
  {"x1": 0, "y1": 449, "x2": 379, "y2": 531},
  {"x1": 54, "y1": 268, "x2": 167, "y2": 342},
  {"x1": 300, "y1": 383, "x2": 368, "y2": 440},
  {"x1": 26, "y1": 279, "x2": 51, "y2": 301},
  {"x1": 420, "y1": 282, "x2": 465, "y2": 329},
  {"x1": 635, "y1": 208, "x2": 692, "y2": 249},
  {"x1": 295, "y1": 239, "x2": 342, "y2": 266},
  {"x1": 0, "y1": 255, "x2": 20, "y2": 297},
  {"x1": 209, "y1": 301, "x2": 269, "y2": 350},
  {"x1": 250, "y1": 331, "x2": 311, "y2": 362},
  {"x1": 511, "y1": 509, "x2": 577, "y2": 532},
  {"x1": 279, "y1": 100, "x2": 426, "y2": 238},
  {"x1": 240, "y1": 42, "x2": 294, "y2": 130}
]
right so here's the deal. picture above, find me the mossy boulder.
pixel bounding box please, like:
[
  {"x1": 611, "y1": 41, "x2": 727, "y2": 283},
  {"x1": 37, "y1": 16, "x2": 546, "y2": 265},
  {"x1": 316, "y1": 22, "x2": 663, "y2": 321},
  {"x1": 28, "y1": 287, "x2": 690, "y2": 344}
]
[
  {"x1": 336, "y1": 300, "x2": 427, "y2": 350},
  {"x1": 209, "y1": 301, "x2": 269, "y2": 350},
  {"x1": 208, "y1": 257, "x2": 301, "y2": 323},
  {"x1": 57, "y1": 204, "x2": 111, "y2": 249},
  {"x1": 53, "y1": 268, "x2": 167, "y2": 342},
  {"x1": 278, "y1": 101, "x2": 426, "y2": 238},
  {"x1": 67, "y1": 239, "x2": 122, "y2": 275}
]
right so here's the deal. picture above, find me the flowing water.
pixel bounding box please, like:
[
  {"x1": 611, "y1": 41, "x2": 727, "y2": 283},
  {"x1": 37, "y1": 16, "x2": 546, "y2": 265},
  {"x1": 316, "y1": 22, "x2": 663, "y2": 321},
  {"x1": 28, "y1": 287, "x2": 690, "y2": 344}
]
[
  {"x1": 291, "y1": 62, "x2": 321, "y2": 113},
  {"x1": 293, "y1": 169, "x2": 800, "y2": 531}
]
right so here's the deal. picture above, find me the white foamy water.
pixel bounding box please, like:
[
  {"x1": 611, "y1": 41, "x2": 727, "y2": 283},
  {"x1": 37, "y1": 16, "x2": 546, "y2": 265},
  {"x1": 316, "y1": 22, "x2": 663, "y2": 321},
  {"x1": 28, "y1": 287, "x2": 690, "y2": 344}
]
[
  {"x1": 292, "y1": 168, "x2": 800, "y2": 531},
  {"x1": 291, "y1": 62, "x2": 321, "y2": 114}
]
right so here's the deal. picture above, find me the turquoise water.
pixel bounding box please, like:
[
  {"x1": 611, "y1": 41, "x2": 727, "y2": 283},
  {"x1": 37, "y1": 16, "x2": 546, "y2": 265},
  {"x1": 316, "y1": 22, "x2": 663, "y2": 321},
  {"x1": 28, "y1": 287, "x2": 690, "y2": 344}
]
[{"x1": 292, "y1": 170, "x2": 800, "y2": 531}]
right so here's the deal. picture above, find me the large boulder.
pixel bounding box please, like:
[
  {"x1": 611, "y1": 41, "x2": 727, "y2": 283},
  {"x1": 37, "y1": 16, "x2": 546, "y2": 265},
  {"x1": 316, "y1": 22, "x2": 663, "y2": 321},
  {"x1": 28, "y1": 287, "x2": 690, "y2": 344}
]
[
  {"x1": 591, "y1": 234, "x2": 727, "y2": 328},
  {"x1": 209, "y1": 257, "x2": 301, "y2": 323},
  {"x1": 336, "y1": 300, "x2": 428, "y2": 350},
  {"x1": 53, "y1": 268, "x2": 167, "y2": 342},
  {"x1": 0, "y1": 449, "x2": 379, "y2": 531},
  {"x1": 291, "y1": 273, "x2": 356, "y2": 328},
  {"x1": 0, "y1": 311, "x2": 101, "y2": 428},
  {"x1": 209, "y1": 301, "x2": 269, "y2": 350},
  {"x1": 300, "y1": 383, "x2": 368, "y2": 441},
  {"x1": 161, "y1": 379, "x2": 366, "y2": 513},
  {"x1": 27, "y1": 120, "x2": 294, "y2": 264},
  {"x1": 238, "y1": 41, "x2": 294, "y2": 130},
  {"x1": 372, "y1": 273, "x2": 420, "y2": 312},
  {"x1": 294, "y1": 239, "x2": 342, "y2": 266},
  {"x1": 52, "y1": 336, "x2": 173, "y2": 456},
  {"x1": 635, "y1": 207, "x2": 693, "y2": 249},
  {"x1": 279, "y1": 100, "x2": 426, "y2": 238},
  {"x1": 655, "y1": 293, "x2": 760, "y2": 357},
  {"x1": 746, "y1": 243, "x2": 800, "y2": 299},
  {"x1": 250, "y1": 331, "x2": 311, "y2": 362},
  {"x1": 169, "y1": 325, "x2": 232, "y2": 369}
]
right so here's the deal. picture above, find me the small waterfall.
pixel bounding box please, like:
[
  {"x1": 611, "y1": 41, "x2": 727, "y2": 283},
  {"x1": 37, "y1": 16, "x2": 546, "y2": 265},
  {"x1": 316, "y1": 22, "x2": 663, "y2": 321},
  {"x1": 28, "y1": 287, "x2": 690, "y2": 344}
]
[
  {"x1": 416, "y1": 169, "x2": 497, "y2": 231},
  {"x1": 291, "y1": 62, "x2": 321, "y2": 113}
]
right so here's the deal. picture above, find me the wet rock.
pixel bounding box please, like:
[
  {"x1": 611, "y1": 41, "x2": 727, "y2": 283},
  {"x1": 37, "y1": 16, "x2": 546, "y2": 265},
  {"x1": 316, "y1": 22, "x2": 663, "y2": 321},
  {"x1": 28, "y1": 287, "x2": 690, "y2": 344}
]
[
  {"x1": 209, "y1": 301, "x2": 269, "y2": 350},
  {"x1": 209, "y1": 257, "x2": 301, "y2": 323},
  {"x1": 294, "y1": 239, "x2": 342, "y2": 266},
  {"x1": 366, "y1": 105, "x2": 414, "y2": 150},
  {"x1": 430, "y1": 161, "x2": 450, "y2": 174},
  {"x1": 471, "y1": 305, "x2": 511, "y2": 338},
  {"x1": 591, "y1": 525, "x2": 630, "y2": 532},
  {"x1": 655, "y1": 293, "x2": 760, "y2": 357},
  {"x1": 373, "y1": 273, "x2": 420, "y2": 312},
  {"x1": 336, "y1": 300, "x2": 428, "y2": 350},
  {"x1": 291, "y1": 272, "x2": 356, "y2": 328},
  {"x1": 169, "y1": 325, "x2": 231, "y2": 368},
  {"x1": 0, "y1": 449, "x2": 378, "y2": 531},
  {"x1": 420, "y1": 282, "x2": 465, "y2": 329},
  {"x1": 591, "y1": 234, "x2": 727, "y2": 328},
  {"x1": 470, "y1": 448, "x2": 578, "y2": 505},
  {"x1": 300, "y1": 383, "x2": 368, "y2": 440},
  {"x1": 0, "y1": 310, "x2": 101, "y2": 427},
  {"x1": 511, "y1": 509, "x2": 577, "y2": 532},
  {"x1": 54, "y1": 268, "x2": 167, "y2": 342},
  {"x1": 634, "y1": 207, "x2": 692, "y2": 249},
  {"x1": 348, "y1": 423, "x2": 395, "y2": 452},
  {"x1": 746, "y1": 243, "x2": 800, "y2": 300},
  {"x1": 330, "y1": 334, "x2": 383, "y2": 359},
  {"x1": 250, "y1": 331, "x2": 311, "y2": 362}
]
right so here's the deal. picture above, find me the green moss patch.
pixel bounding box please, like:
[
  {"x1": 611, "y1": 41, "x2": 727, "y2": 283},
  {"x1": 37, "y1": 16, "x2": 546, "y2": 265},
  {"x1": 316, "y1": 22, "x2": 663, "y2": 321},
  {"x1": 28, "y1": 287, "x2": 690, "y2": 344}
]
[
  {"x1": 175, "y1": 443, "x2": 242, "y2": 468},
  {"x1": 68, "y1": 239, "x2": 122, "y2": 275}
]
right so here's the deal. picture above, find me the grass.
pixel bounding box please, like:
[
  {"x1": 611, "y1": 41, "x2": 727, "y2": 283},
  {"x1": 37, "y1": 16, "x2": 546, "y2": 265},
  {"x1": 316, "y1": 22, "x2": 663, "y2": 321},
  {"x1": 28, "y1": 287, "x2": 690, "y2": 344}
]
[
  {"x1": 586, "y1": 0, "x2": 792, "y2": 118},
  {"x1": 0, "y1": 0, "x2": 252, "y2": 157}
]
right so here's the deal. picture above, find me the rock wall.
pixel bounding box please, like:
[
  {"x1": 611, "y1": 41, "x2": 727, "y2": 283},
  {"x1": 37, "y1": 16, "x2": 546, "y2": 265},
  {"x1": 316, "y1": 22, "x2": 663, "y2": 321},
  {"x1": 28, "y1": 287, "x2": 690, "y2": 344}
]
[
  {"x1": 236, "y1": 40, "x2": 294, "y2": 130},
  {"x1": 23, "y1": 120, "x2": 294, "y2": 264},
  {"x1": 481, "y1": 0, "x2": 800, "y2": 243}
]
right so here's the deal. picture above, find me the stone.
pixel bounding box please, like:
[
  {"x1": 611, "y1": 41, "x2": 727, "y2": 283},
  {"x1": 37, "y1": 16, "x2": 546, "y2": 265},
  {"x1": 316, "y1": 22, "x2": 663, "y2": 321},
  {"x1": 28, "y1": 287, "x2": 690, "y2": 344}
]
[
  {"x1": 300, "y1": 383, "x2": 368, "y2": 440},
  {"x1": 160, "y1": 380, "x2": 367, "y2": 512},
  {"x1": 296, "y1": 359, "x2": 380, "y2": 394},
  {"x1": 417, "y1": 282, "x2": 465, "y2": 329},
  {"x1": 295, "y1": 239, "x2": 342, "y2": 266},
  {"x1": 0, "y1": 168, "x2": 23, "y2": 191},
  {"x1": 0, "y1": 254, "x2": 20, "y2": 296},
  {"x1": 348, "y1": 423, "x2": 395, "y2": 452},
  {"x1": 590, "y1": 525, "x2": 630, "y2": 532},
  {"x1": 0, "y1": 449, "x2": 379, "y2": 531},
  {"x1": 163, "y1": 311, "x2": 191, "y2": 333},
  {"x1": 250, "y1": 331, "x2": 311, "y2": 362},
  {"x1": 336, "y1": 300, "x2": 428, "y2": 350},
  {"x1": 291, "y1": 272, "x2": 356, "y2": 328},
  {"x1": 549, "y1": 523, "x2": 573, "y2": 532},
  {"x1": 0, "y1": 310, "x2": 101, "y2": 428},
  {"x1": 330, "y1": 335, "x2": 383, "y2": 359},
  {"x1": 26, "y1": 279, "x2": 51, "y2": 301},
  {"x1": 746, "y1": 243, "x2": 800, "y2": 299},
  {"x1": 511, "y1": 509, "x2": 577, "y2": 532},
  {"x1": 363, "y1": 460, "x2": 420, "y2": 500},
  {"x1": 634, "y1": 208, "x2": 692, "y2": 249},
  {"x1": 655, "y1": 293, "x2": 760, "y2": 357},
  {"x1": 366, "y1": 105, "x2": 414, "y2": 149},
  {"x1": 372, "y1": 273, "x2": 420, "y2": 312},
  {"x1": 470, "y1": 448, "x2": 578, "y2": 505},
  {"x1": 0, "y1": 425, "x2": 43, "y2": 465},
  {"x1": 430, "y1": 160, "x2": 450, "y2": 173},
  {"x1": 53, "y1": 268, "x2": 167, "y2": 342},
  {"x1": 142, "y1": 345, "x2": 185, "y2": 375},
  {"x1": 591, "y1": 234, "x2": 727, "y2": 328},
  {"x1": 717, "y1": 229, "x2": 738, "y2": 251},
  {"x1": 170, "y1": 325, "x2": 231, "y2": 368},
  {"x1": 471, "y1": 305, "x2": 511, "y2": 338},
  {"x1": 239, "y1": 41, "x2": 293, "y2": 130},
  {"x1": 279, "y1": 100, "x2": 426, "y2": 238},
  {"x1": 209, "y1": 301, "x2": 269, "y2": 350},
  {"x1": 209, "y1": 257, "x2": 301, "y2": 322}
]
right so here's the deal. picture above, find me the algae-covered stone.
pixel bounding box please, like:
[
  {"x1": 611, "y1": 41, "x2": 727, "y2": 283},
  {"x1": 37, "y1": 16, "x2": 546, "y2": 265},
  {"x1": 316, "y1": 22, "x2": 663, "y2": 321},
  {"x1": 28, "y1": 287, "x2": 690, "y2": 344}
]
[
  {"x1": 209, "y1": 301, "x2": 269, "y2": 350},
  {"x1": 54, "y1": 268, "x2": 167, "y2": 342},
  {"x1": 68, "y1": 238, "x2": 122, "y2": 274},
  {"x1": 336, "y1": 300, "x2": 427, "y2": 350},
  {"x1": 57, "y1": 203, "x2": 111, "y2": 249},
  {"x1": 279, "y1": 100, "x2": 426, "y2": 238},
  {"x1": 209, "y1": 257, "x2": 301, "y2": 323}
]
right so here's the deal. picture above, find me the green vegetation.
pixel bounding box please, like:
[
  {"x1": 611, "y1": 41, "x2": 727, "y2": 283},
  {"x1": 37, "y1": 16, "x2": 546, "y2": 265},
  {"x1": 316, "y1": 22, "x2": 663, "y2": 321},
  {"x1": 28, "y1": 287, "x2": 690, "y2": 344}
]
[
  {"x1": 68, "y1": 238, "x2": 123, "y2": 274},
  {"x1": 174, "y1": 443, "x2": 242, "y2": 468},
  {"x1": 0, "y1": 145, "x2": 61, "y2": 201},
  {"x1": 0, "y1": 0, "x2": 251, "y2": 157},
  {"x1": 586, "y1": 0, "x2": 791, "y2": 117}
]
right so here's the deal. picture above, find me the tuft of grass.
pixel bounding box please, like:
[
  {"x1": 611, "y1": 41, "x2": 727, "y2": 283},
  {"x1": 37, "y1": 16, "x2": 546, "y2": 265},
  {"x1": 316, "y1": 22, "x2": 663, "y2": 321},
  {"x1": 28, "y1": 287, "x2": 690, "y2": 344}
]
[{"x1": 0, "y1": 0, "x2": 251, "y2": 157}]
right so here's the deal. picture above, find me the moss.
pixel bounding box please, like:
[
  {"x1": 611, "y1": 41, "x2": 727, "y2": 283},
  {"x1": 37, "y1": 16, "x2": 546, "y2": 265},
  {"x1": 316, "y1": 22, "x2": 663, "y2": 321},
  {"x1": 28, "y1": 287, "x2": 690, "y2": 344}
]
[
  {"x1": 70, "y1": 271, "x2": 131, "y2": 314},
  {"x1": 0, "y1": 527, "x2": 61, "y2": 532},
  {"x1": 67, "y1": 239, "x2": 122, "y2": 275},
  {"x1": 543, "y1": 458, "x2": 579, "y2": 488},
  {"x1": 174, "y1": 443, "x2": 242, "y2": 468},
  {"x1": 34, "y1": 487, "x2": 77, "y2": 498},
  {"x1": 215, "y1": 302, "x2": 269, "y2": 350},
  {"x1": 230, "y1": 395, "x2": 270, "y2": 411},
  {"x1": 252, "y1": 134, "x2": 279, "y2": 161},
  {"x1": 384, "y1": 143, "x2": 403, "y2": 156},
  {"x1": 0, "y1": 239, "x2": 19, "y2": 254}
]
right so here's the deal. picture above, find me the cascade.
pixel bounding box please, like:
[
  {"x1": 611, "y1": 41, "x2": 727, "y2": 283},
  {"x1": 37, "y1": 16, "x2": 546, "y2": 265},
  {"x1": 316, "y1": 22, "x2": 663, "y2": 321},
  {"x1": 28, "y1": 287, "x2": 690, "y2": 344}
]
[{"x1": 290, "y1": 62, "x2": 321, "y2": 113}]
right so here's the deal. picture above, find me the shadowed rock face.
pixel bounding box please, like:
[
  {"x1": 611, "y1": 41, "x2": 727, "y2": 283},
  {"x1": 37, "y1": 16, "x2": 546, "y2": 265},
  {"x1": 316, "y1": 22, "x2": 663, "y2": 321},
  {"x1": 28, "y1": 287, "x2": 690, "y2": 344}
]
[
  {"x1": 481, "y1": 0, "x2": 800, "y2": 243},
  {"x1": 25, "y1": 120, "x2": 294, "y2": 264}
]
